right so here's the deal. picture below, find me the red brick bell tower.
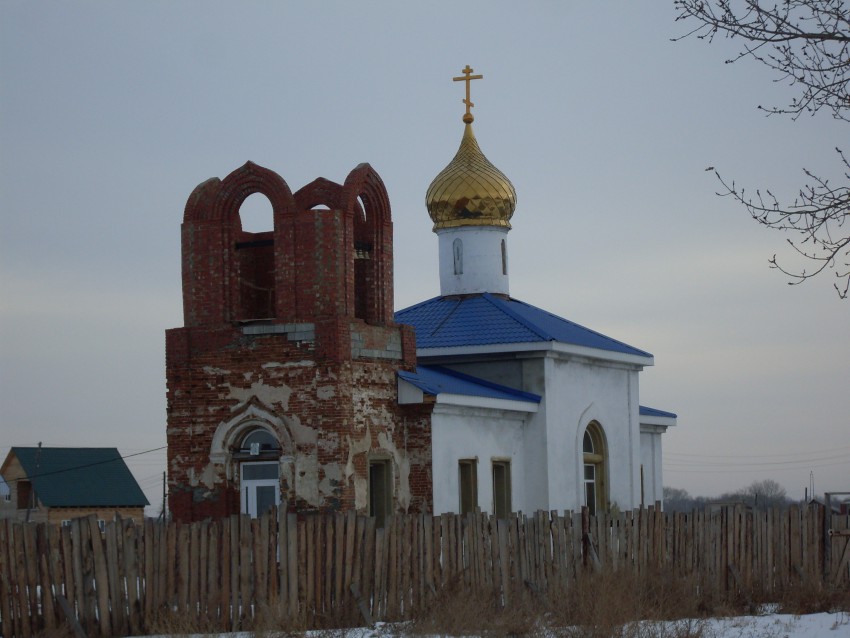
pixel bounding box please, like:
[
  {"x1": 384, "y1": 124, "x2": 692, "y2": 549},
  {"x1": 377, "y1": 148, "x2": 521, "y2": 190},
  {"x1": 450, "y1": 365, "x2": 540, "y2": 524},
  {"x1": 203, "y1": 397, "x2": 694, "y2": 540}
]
[{"x1": 166, "y1": 161, "x2": 432, "y2": 522}]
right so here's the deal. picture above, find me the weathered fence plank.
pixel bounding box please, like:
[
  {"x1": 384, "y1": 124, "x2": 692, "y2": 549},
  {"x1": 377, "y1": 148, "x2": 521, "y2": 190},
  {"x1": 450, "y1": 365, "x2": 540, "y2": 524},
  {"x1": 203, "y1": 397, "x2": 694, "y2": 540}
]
[{"x1": 1, "y1": 504, "x2": 845, "y2": 638}]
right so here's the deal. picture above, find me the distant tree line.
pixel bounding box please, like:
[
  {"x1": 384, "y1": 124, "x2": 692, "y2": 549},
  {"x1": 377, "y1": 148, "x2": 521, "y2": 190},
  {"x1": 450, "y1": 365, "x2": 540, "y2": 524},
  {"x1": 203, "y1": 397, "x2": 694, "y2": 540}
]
[{"x1": 664, "y1": 479, "x2": 793, "y2": 512}]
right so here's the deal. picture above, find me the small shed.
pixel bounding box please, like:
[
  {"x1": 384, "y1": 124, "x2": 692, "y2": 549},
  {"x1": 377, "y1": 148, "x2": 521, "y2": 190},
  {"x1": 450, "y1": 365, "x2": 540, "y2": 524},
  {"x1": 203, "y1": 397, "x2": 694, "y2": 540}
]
[{"x1": 0, "y1": 447, "x2": 148, "y2": 525}]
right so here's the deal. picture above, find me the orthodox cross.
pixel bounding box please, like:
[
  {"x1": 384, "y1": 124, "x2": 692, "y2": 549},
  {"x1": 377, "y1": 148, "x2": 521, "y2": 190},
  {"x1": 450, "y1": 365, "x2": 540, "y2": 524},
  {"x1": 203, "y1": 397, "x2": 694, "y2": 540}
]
[{"x1": 453, "y1": 65, "x2": 483, "y2": 123}]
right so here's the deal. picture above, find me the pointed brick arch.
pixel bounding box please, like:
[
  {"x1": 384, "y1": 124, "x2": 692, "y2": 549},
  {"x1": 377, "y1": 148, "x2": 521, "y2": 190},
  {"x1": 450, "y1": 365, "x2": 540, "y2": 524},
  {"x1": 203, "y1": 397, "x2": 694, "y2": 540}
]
[
  {"x1": 212, "y1": 161, "x2": 296, "y2": 226},
  {"x1": 343, "y1": 163, "x2": 394, "y2": 324},
  {"x1": 293, "y1": 177, "x2": 345, "y2": 211},
  {"x1": 343, "y1": 163, "x2": 390, "y2": 224},
  {"x1": 178, "y1": 161, "x2": 395, "y2": 328},
  {"x1": 183, "y1": 177, "x2": 222, "y2": 222},
  {"x1": 180, "y1": 163, "x2": 298, "y2": 325},
  {"x1": 209, "y1": 398, "x2": 294, "y2": 465},
  {"x1": 216, "y1": 163, "x2": 295, "y2": 322}
]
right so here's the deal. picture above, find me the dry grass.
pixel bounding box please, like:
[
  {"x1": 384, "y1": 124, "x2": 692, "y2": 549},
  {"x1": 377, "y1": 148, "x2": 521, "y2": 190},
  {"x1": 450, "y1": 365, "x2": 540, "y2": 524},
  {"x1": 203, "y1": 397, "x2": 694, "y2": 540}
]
[
  {"x1": 135, "y1": 577, "x2": 849, "y2": 637},
  {"x1": 146, "y1": 608, "x2": 225, "y2": 636},
  {"x1": 145, "y1": 605, "x2": 307, "y2": 636},
  {"x1": 402, "y1": 570, "x2": 715, "y2": 637},
  {"x1": 771, "y1": 582, "x2": 850, "y2": 615},
  {"x1": 39, "y1": 572, "x2": 848, "y2": 638}
]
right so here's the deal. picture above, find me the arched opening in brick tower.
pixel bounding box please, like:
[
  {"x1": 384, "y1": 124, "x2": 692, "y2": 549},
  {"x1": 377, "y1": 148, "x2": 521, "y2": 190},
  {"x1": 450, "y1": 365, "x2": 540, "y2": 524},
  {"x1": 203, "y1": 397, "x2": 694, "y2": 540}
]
[
  {"x1": 240, "y1": 192, "x2": 273, "y2": 233},
  {"x1": 236, "y1": 193, "x2": 275, "y2": 320},
  {"x1": 353, "y1": 195, "x2": 372, "y2": 322}
]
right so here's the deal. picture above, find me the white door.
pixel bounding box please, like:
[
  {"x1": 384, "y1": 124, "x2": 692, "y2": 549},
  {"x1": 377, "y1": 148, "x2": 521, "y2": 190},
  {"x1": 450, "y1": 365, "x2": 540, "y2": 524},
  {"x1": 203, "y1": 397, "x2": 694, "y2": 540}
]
[{"x1": 240, "y1": 461, "x2": 280, "y2": 518}]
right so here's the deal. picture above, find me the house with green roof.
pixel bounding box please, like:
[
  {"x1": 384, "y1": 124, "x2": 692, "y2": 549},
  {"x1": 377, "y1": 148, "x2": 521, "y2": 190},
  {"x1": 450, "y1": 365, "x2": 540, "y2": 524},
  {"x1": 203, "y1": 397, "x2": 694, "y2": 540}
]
[{"x1": 0, "y1": 447, "x2": 148, "y2": 525}]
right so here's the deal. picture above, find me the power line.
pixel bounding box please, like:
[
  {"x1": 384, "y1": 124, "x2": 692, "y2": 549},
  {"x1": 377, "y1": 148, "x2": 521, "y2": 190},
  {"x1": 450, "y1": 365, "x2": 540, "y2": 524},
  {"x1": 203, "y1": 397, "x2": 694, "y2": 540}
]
[
  {"x1": 665, "y1": 460, "x2": 848, "y2": 474},
  {"x1": 663, "y1": 453, "x2": 849, "y2": 469},
  {"x1": 665, "y1": 444, "x2": 850, "y2": 460},
  {"x1": 3, "y1": 446, "x2": 167, "y2": 485}
]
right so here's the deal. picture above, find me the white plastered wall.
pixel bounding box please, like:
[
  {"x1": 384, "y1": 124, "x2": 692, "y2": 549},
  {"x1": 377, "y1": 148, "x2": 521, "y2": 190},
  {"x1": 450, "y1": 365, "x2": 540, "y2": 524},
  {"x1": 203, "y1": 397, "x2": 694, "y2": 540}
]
[
  {"x1": 436, "y1": 226, "x2": 510, "y2": 295},
  {"x1": 430, "y1": 404, "x2": 528, "y2": 515},
  {"x1": 640, "y1": 424, "x2": 668, "y2": 508},
  {"x1": 543, "y1": 354, "x2": 643, "y2": 513}
]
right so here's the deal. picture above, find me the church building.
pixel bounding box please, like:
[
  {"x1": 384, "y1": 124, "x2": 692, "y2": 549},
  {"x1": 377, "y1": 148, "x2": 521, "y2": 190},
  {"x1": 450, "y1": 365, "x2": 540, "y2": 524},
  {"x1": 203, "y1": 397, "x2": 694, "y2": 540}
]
[
  {"x1": 165, "y1": 67, "x2": 675, "y2": 523},
  {"x1": 395, "y1": 67, "x2": 675, "y2": 516}
]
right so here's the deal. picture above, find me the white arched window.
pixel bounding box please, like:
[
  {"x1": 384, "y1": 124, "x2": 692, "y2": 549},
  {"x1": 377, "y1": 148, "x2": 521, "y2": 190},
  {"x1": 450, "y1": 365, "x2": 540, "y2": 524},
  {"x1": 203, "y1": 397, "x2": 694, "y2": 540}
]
[
  {"x1": 453, "y1": 238, "x2": 463, "y2": 275},
  {"x1": 239, "y1": 428, "x2": 281, "y2": 456},
  {"x1": 583, "y1": 422, "x2": 608, "y2": 516}
]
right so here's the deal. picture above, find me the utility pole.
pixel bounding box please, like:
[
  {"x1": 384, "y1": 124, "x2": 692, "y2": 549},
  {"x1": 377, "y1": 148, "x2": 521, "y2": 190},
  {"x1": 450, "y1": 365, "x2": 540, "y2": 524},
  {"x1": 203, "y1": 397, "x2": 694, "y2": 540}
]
[
  {"x1": 25, "y1": 441, "x2": 42, "y2": 523},
  {"x1": 159, "y1": 471, "x2": 166, "y2": 521}
]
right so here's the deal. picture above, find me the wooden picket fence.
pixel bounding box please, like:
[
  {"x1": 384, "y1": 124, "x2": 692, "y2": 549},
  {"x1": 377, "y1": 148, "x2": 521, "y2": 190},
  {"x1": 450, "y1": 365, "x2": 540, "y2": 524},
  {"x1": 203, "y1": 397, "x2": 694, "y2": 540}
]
[{"x1": 1, "y1": 504, "x2": 848, "y2": 638}]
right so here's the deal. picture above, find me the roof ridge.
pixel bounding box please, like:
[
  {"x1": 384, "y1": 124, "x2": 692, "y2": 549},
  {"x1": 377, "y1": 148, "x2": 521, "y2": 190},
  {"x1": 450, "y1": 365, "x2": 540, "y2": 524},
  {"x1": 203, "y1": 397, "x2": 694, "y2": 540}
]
[
  {"x1": 394, "y1": 295, "x2": 441, "y2": 317},
  {"x1": 429, "y1": 298, "x2": 464, "y2": 338},
  {"x1": 12, "y1": 446, "x2": 120, "y2": 451},
  {"x1": 506, "y1": 297, "x2": 653, "y2": 357},
  {"x1": 482, "y1": 293, "x2": 553, "y2": 341}
]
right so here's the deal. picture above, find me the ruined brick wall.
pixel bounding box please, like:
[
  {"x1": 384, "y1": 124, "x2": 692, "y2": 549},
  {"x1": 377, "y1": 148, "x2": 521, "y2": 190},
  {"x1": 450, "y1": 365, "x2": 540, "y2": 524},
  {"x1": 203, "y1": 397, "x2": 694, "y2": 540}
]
[{"x1": 166, "y1": 162, "x2": 431, "y2": 522}]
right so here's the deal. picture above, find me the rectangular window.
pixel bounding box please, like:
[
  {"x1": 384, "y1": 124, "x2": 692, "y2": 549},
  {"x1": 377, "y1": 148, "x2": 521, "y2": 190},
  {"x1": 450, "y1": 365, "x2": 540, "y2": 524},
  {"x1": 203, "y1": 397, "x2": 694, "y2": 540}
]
[
  {"x1": 492, "y1": 460, "x2": 512, "y2": 519},
  {"x1": 242, "y1": 462, "x2": 280, "y2": 481},
  {"x1": 240, "y1": 462, "x2": 281, "y2": 518},
  {"x1": 458, "y1": 459, "x2": 478, "y2": 514},
  {"x1": 369, "y1": 459, "x2": 392, "y2": 528}
]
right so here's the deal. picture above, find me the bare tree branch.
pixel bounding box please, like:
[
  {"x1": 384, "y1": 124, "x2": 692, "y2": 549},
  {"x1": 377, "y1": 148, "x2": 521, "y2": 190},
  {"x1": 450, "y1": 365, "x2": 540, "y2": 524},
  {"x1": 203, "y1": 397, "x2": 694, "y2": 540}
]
[{"x1": 676, "y1": 1, "x2": 850, "y2": 297}]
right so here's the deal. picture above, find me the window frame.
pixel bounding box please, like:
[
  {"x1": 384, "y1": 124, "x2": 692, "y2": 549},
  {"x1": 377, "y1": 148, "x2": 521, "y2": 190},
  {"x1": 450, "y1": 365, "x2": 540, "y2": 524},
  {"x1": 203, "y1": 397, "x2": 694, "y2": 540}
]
[
  {"x1": 582, "y1": 422, "x2": 608, "y2": 516},
  {"x1": 458, "y1": 458, "x2": 478, "y2": 515},
  {"x1": 232, "y1": 426, "x2": 282, "y2": 462},
  {"x1": 240, "y1": 460, "x2": 281, "y2": 518},
  {"x1": 368, "y1": 458, "x2": 393, "y2": 527},
  {"x1": 491, "y1": 459, "x2": 512, "y2": 519}
]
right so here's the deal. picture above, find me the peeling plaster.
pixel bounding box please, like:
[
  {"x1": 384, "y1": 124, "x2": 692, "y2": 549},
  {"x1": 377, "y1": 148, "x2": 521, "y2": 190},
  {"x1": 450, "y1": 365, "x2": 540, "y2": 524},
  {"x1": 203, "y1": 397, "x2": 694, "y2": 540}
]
[
  {"x1": 228, "y1": 380, "x2": 292, "y2": 411},
  {"x1": 210, "y1": 400, "x2": 294, "y2": 464},
  {"x1": 318, "y1": 434, "x2": 340, "y2": 455},
  {"x1": 378, "y1": 431, "x2": 411, "y2": 512},
  {"x1": 317, "y1": 385, "x2": 335, "y2": 400},
  {"x1": 352, "y1": 384, "x2": 395, "y2": 430},
  {"x1": 345, "y1": 425, "x2": 372, "y2": 509},
  {"x1": 295, "y1": 455, "x2": 321, "y2": 507},
  {"x1": 187, "y1": 463, "x2": 220, "y2": 490},
  {"x1": 203, "y1": 366, "x2": 231, "y2": 375},
  {"x1": 262, "y1": 360, "x2": 316, "y2": 368},
  {"x1": 353, "y1": 475, "x2": 368, "y2": 510},
  {"x1": 284, "y1": 414, "x2": 318, "y2": 446},
  {"x1": 200, "y1": 463, "x2": 219, "y2": 489},
  {"x1": 318, "y1": 462, "x2": 344, "y2": 499}
]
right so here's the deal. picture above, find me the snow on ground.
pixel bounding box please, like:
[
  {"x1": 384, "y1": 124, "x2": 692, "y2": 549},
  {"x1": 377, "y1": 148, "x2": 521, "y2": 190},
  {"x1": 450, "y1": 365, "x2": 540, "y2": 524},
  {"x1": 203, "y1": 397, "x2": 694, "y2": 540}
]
[
  {"x1": 642, "y1": 612, "x2": 849, "y2": 637},
  {"x1": 140, "y1": 611, "x2": 850, "y2": 638}
]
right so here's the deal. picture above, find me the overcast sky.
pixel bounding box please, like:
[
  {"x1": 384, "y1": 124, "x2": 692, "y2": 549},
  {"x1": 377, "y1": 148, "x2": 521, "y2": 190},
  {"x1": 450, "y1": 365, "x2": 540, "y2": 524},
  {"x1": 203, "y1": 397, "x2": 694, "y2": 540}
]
[{"x1": 1, "y1": 1, "x2": 847, "y2": 513}]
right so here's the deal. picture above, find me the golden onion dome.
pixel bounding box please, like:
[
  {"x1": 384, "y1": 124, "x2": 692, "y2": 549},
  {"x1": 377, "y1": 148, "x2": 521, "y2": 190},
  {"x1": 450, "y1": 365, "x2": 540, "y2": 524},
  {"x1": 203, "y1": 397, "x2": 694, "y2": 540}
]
[{"x1": 426, "y1": 123, "x2": 517, "y2": 231}]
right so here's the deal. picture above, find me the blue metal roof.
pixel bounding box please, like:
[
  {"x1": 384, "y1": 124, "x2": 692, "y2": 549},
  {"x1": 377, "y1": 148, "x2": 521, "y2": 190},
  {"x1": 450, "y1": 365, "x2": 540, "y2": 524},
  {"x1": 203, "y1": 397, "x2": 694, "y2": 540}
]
[
  {"x1": 639, "y1": 406, "x2": 678, "y2": 419},
  {"x1": 395, "y1": 293, "x2": 651, "y2": 358},
  {"x1": 398, "y1": 365, "x2": 541, "y2": 404}
]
